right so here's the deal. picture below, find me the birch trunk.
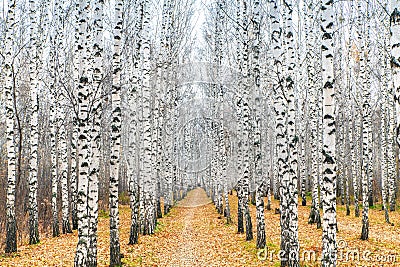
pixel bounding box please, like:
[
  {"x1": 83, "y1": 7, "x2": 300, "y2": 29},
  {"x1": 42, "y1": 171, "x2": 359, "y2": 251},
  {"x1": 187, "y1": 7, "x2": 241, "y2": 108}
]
[
  {"x1": 240, "y1": 0, "x2": 253, "y2": 242},
  {"x1": 109, "y1": 0, "x2": 123, "y2": 265},
  {"x1": 392, "y1": 0, "x2": 400, "y2": 150},
  {"x1": 252, "y1": 0, "x2": 265, "y2": 250},
  {"x1": 28, "y1": 0, "x2": 40, "y2": 245},
  {"x1": 74, "y1": 0, "x2": 91, "y2": 265},
  {"x1": 280, "y1": 0, "x2": 299, "y2": 265},
  {"x1": 86, "y1": 0, "x2": 104, "y2": 264},
  {"x1": 71, "y1": 120, "x2": 79, "y2": 231},
  {"x1": 140, "y1": 0, "x2": 157, "y2": 236},
  {"x1": 306, "y1": 0, "x2": 321, "y2": 228},
  {"x1": 235, "y1": 0, "x2": 244, "y2": 235},
  {"x1": 128, "y1": 0, "x2": 143, "y2": 244},
  {"x1": 359, "y1": 0, "x2": 370, "y2": 241},
  {"x1": 4, "y1": 0, "x2": 17, "y2": 254},
  {"x1": 49, "y1": 70, "x2": 60, "y2": 238},
  {"x1": 321, "y1": 0, "x2": 337, "y2": 265},
  {"x1": 390, "y1": 0, "x2": 400, "y2": 210}
]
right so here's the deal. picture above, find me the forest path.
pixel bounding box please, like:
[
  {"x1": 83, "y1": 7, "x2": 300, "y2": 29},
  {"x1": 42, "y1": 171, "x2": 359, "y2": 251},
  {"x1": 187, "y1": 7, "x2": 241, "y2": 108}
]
[
  {"x1": 176, "y1": 187, "x2": 212, "y2": 207},
  {"x1": 164, "y1": 189, "x2": 205, "y2": 266},
  {"x1": 124, "y1": 187, "x2": 258, "y2": 266}
]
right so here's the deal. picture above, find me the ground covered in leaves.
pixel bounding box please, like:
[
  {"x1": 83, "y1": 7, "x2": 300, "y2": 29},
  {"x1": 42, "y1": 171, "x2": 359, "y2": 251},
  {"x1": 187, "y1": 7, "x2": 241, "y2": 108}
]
[{"x1": 1, "y1": 188, "x2": 400, "y2": 266}]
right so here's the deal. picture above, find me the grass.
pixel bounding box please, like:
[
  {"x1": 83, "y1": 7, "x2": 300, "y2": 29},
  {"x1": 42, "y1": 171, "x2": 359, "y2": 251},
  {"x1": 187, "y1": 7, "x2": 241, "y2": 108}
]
[
  {"x1": 122, "y1": 255, "x2": 142, "y2": 267},
  {"x1": 266, "y1": 241, "x2": 279, "y2": 249},
  {"x1": 99, "y1": 209, "x2": 110, "y2": 218},
  {"x1": 118, "y1": 192, "x2": 130, "y2": 205},
  {"x1": 369, "y1": 204, "x2": 383, "y2": 210},
  {"x1": 0, "y1": 252, "x2": 20, "y2": 258},
  {"x1": 242, "y1": 239, "x2": 257, "y2": 253},
  {"x1": 337, "y1": 206, "x2": 346, "y2": 212},
  {"x1": 154, "y1": 221, "x2": 165, "y2": 233}
]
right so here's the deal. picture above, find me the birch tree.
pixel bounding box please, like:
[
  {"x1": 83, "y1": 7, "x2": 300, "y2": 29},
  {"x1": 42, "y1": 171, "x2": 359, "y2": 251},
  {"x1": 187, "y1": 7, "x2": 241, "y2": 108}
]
[
  {"x1": 280, "y1": 0, "x2": 299, "y2": 265},
  {"x1": 54, "y1": 0, "x2": 72, "y2": 236},
  {"x1": 127, "y1": 0, "x2": 143, "y2": 245},
  {"x1": 307, "y1": 0, "x2": 321, "y2": 228},
  {"x1": 359, "y1": 0, "x2": 370, "y2": 241},
  {"x1": 27, "y1": 0, "x2": 40, "y2": 245},
  {"x1": 218, "y1": 1, "x2": 232, "y2": 224},
  {"x1": 139, "y1": 0, "x2": 157, "y2": 236},
  {"x1": 384, "y1": 0, "x2": 397, "y2": 215},
  {"x1": 320, "y1": 0, "x2": 337, "y2": 265},
  {"x1": 4, "y1": 0, "x2": 17, "y2": 254},
  {"x1": 110, "y1": 0, "x2": 123, "y2": 264},
  {"x1": 239, "y1": 0, "x2": 253, "y2": 242},
  {"x1": 74, "y1": 0, "x2": 92, "y2": 265},
  {"x1": 87, "y1": 0, "x2": 104, "y2": 264},
  {"x1": 392, "y1": 0, "x2": 400, "y2": 149},
  {"x1": 252, "y1": 0, "x2": 265, "y2": 250},
  {"x1": 269, "y1": 0, "x2": 284, "y2": 212},
  {"x1": 49, "y1": 7, "x2": 60, "y2": 239}
]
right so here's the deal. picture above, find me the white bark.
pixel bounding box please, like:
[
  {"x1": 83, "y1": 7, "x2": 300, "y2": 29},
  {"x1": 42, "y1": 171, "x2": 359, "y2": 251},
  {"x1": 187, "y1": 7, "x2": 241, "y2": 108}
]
[
  {"x1": 74, "y1": 0, "x2": 91, "y2": 265},
  {"x1": 138, "y1": 0, "x2": 157, "y2": 236},
  {"x1": 126, "y1": 0, "x2": 142, "y2": 245},
  {"x1": 49, "y1": 65, "x2": 60, "y2": 238},
  {"x1": 392, "y1": 0, "x2": 400, "y2": 149},
  {"x1": 321, "y1": 0, "x2": 337, "y2": 265},
  {"x1": 4, "y1": 0, "x2": 17, "y2": 254},
  {"x1": 87, "y1": 0, "x2": 104, "y2": 264},
  {"x1": 390, "y1": 0, "x2": 400, "y2": 212},
  {"x1": 28, "y1": 0, "x2": 40, "y2": 245},
  {"x1": 252, "y1": 0, "x2": 265, "y2": 250},
  {"x1": 280, "y1": 0, "x2": 299, "y2": 265},
  {"x1": 110, "y1": 0, "x2": 123, "y2": 265},
  {"x1": 359, "y1": 0, "x2": 370, "y2": 241}
]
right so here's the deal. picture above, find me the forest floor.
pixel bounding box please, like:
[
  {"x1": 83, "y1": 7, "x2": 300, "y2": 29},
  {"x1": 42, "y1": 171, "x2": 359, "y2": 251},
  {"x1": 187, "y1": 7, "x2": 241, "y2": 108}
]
[{"x1": 1, "y1": 188, "x2": 400, "y2": 266}]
